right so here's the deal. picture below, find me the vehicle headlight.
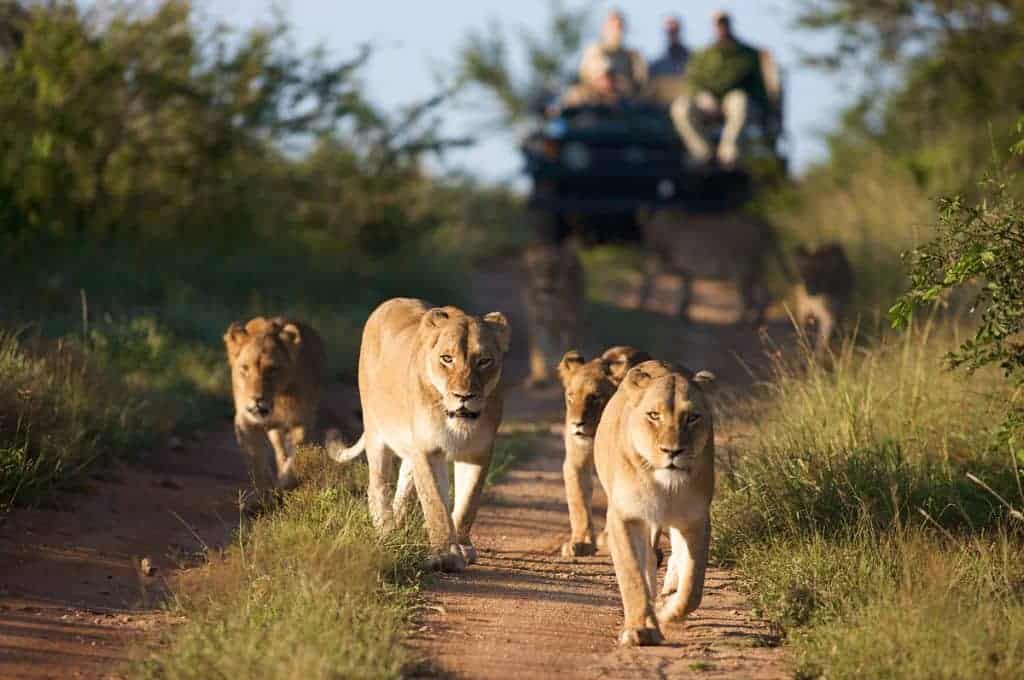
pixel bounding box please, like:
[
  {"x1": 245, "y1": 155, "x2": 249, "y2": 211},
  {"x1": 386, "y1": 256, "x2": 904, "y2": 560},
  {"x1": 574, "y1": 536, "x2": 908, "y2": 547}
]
[
  {"x1": 562, "y1": 142, "x2": 590, "y2": 171},
  {"x1": 545, "y1": 119, "x2": 569, "y2": 139}
]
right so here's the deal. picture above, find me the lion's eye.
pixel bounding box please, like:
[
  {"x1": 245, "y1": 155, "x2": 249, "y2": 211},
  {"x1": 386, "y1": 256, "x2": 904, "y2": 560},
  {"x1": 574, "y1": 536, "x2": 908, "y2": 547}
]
[
  {"x1": 686, "y1": 413, "x2": 702, "y2": 426},
  {"x1": 240, "y1": 364, "x2": 250, "y2": 374},
  {"x1": 440, "y1": 354, "x2": 454, "y2": 366},
  {"x1": 647, "y1": 411, "x2": 661, "y2": 421},
  {"x1": 478, "y1": 357, "x2": 493, "y2": 368}
]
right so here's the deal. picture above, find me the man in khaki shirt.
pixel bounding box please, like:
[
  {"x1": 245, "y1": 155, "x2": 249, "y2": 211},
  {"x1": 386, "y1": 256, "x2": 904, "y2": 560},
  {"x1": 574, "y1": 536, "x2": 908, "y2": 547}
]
[{"x1": 578, "y1": 10, "x2": 647, "y2": 98}]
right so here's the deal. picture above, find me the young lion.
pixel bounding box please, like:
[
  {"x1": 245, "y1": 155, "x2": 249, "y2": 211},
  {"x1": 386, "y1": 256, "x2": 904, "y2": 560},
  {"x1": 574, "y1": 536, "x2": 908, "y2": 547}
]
[
  {"x1": 594, "y1": 360, "x2": 716, "y2": 646},
  {"x1": 329, "y1": 298, "x2": 510, "y2": 572},
  {"x1": 522, "y1": 241, "x2": 585, "y2": 388},
  {"x1": 224, "y1": 317, "x2": 327, "y2": 500},
  {"x1": 794, "y1": 242, "x2": 855, "y2": 356},
  {"x1": 557, "y1": 346, "x2": 651, "y2": 557}
]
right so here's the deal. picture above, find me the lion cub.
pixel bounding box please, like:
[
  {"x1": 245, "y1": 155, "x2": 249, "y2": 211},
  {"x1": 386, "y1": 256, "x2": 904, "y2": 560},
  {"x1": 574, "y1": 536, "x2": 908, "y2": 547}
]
[
  {"x1": 557, "y1": 346, "x2": 650, "y2": 557},
  {"x1": 794, "y1": 243, "x2": 855, "y2": 356},
  {"x1": 224, "y1": 317, "x2": 327, "y2": 500},
  {"x1": 522, "y1": 242, "x2": 585, "y2": 388},
  {"x1": 594, "y1": 360, "x2": 715, "y2": 646}
]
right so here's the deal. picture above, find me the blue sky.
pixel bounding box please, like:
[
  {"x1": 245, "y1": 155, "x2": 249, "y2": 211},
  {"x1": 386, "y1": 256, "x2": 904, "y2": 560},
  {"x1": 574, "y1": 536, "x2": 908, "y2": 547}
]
[{"x1": 203, "y1": 1, "x2": 853, "y2": 181}]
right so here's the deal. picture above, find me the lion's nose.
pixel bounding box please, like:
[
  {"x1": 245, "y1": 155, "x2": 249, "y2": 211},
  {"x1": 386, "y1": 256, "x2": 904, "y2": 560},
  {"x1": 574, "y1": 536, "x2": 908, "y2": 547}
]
[
  {"x1": 248, "y1": 398, "x2": 271, "y2": 416},
  {"x1": 660, "y1": 446, "x2": 687, "y2": 456},
  {"x1": 572, "y1": 420, "x2": 586, "y2": 429},
  {"x1": 453, "y1": 391, "x2": 477, "y2": 402}
]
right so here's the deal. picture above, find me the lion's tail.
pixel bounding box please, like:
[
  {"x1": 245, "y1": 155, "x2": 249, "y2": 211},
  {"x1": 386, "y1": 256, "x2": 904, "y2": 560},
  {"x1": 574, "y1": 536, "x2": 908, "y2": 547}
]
[{"x1": 328, "y1": 433, "x2": 366, "y2": 464}]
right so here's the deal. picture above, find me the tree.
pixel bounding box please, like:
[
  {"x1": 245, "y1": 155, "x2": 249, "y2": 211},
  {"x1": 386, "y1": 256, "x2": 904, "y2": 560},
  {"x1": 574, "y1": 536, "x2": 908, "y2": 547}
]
[{"x1": 456, "y1": 1, "x2": 593, "y2": 127}]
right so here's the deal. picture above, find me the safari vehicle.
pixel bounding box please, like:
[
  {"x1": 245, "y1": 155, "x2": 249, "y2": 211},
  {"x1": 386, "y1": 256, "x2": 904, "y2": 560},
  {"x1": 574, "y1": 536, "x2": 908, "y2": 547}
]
[{"x1": 521, "y1": 50, "x2": 786, "y2": 241}]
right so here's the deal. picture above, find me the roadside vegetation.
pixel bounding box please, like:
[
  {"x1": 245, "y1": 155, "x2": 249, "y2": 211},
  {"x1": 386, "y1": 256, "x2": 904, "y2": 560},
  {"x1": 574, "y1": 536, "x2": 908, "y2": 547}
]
[{"x1": 712, "y1": 3, "x2": 1024, "y2": 677}]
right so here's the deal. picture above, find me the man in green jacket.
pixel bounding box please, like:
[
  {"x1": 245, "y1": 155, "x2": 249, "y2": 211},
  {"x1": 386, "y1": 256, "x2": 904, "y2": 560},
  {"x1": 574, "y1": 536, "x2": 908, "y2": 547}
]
[{"x1": 671, "y1": 11, "x2": 768, "y2": 167}]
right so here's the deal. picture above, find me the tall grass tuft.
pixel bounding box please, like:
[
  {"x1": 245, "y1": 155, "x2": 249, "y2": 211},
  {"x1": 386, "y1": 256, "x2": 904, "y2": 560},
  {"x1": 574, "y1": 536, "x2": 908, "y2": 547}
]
[{"x1": 0, "y1": 332, "x2": 169, "y2": 509}]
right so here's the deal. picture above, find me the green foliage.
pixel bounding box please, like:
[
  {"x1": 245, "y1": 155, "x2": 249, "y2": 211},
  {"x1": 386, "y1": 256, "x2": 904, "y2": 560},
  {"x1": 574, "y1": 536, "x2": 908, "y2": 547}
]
[
  {"x1": 892, "y1": 125, "x2": 1024, "y2": 437},
  {"x1": 0, "y1": 331, "x2": 169, "y2": 510},
  {"x1": 796, "y1": 1, "x2": 1024, "y2": 198},
  {"x1": 457, "y1": 0, "x2": 593, "y2": 125},
  {"x1": 0, "y1": 0, "x2": 470, "y2": 248}
]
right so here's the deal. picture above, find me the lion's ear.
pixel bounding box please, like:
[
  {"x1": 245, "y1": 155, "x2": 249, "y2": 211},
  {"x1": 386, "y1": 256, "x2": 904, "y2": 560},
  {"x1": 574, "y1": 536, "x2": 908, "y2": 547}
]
[
  {"x1": 602, "y1": 346, "x2": 653, "y2": 384},
  {"x1": 621, "y1": 365, "x2": 654, "y2": 400},
  {"x1": 224, "y1": 321, "x2": 248, "y2": 361},
  {"x1": 279, "y1": 322, "x2": 302, "y2": 348},
  {"x1": 692, "y1": 368, "x2": 716, "y2": 385},
  {"x1": 483, "y1": 311, "x2": 511, "y2": 354},
  {"x1": 423, "y1": 308, "x2": 451, "y2": 330},
  {"x1": 558, "y1": 350, "x2": 585, "y2": 387}
]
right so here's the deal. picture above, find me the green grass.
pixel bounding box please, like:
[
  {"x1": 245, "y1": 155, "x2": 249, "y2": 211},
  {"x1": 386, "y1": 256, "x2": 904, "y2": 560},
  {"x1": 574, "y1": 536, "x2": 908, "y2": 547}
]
[
  {"x1": 714, "y1": 322, "x2": 1024, "y2": 678},
  {"x1": 132, "y1": 431, "x2": 535, "y2": 679},
  {"x1": 0, "y1": 331, "x2": 167, "y2": 510}
]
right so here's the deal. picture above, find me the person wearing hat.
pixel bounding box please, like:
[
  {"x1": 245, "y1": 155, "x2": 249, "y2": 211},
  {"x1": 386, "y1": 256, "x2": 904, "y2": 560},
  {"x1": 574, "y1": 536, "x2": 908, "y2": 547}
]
[
  {"x1": 649, "y1": 15, "x2": 690, "y2": 78},
  {"x1": 670, "y1": 10, "x2": 768, "y2": 167},
  {"x1": 578, "y1": 9, "x2": 648, "y2": 97}
]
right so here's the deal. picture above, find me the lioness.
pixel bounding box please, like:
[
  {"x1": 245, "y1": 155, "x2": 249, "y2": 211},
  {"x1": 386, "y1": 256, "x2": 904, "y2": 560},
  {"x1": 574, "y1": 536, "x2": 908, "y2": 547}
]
[
  {"x1": 224, "y1": 317, "x2": 327, "y2": 499},
  {"x1": 794, "y1": 242, "x2": 854, "y2": 356},
  {"x1": 557, "y1": 345, "x2": 650, "y2": 557},
  {"x1": 522, "y1": 241, "x2": 585, "y2": 388},
  {"x1": 329, "y1": 298, "x2": 510, "y2": 572},
  {"x1": 640, "y1": 209, "x2": 791, "y2": 324},
  {"x1": 594, "y1": 360, "x2": 716, "y2": 646}
]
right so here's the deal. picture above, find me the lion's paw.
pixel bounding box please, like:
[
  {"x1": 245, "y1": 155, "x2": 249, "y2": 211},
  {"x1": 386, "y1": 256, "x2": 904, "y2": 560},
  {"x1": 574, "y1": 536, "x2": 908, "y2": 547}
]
[
  {"x1": 618, "y1": 627, "x2": 664, "y2": 647},
  {"x1": 424, "y1": 548, "x2": 467, "y2": 573},
  {"x1": 456, "y1": 542, "x2": 478, "y2": 565},
  {"x1": 560, "y1": 540, "x2": 597, "y2": 558}
]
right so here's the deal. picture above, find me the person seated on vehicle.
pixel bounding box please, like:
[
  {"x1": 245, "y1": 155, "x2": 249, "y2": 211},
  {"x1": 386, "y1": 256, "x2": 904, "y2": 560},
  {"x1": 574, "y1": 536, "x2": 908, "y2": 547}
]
[
  {"x1": 555, "y1": 53, "x2": 626, "y2": 111},
  {"x1": 670, "y1": 10, "x2": 768, "y2": 168},
  {"x1": 646, "y1": 14, "x2": 691, "y2": 106},
  {"x1": 650, "y1": 15, "x2": 690, "y2": 78},
  {"x1": 579, "y1": 9, "x2": 647, "y2": 98}
]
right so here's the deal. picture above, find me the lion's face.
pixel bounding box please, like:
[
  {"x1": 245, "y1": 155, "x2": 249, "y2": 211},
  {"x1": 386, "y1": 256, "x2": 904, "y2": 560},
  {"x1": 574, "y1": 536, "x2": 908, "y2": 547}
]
[
  {"x1": 621, "y1": 361, "x2": 715, "y2": 480},
  {"x1": 224, "y1": 318, "x2": 301, "y2": 425},
  {"x1": 421, "y1": 307, "x2": 510, "y2": 429},
  {"x1": 559, "y1": 346, "x2": 650, "y2": 441},
  {"x1": 795, "y1": 243, "x2": 851, "y2": 296},
  {"x1": 524, "y1": 244, "x2": 568, "y2": 313}
]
